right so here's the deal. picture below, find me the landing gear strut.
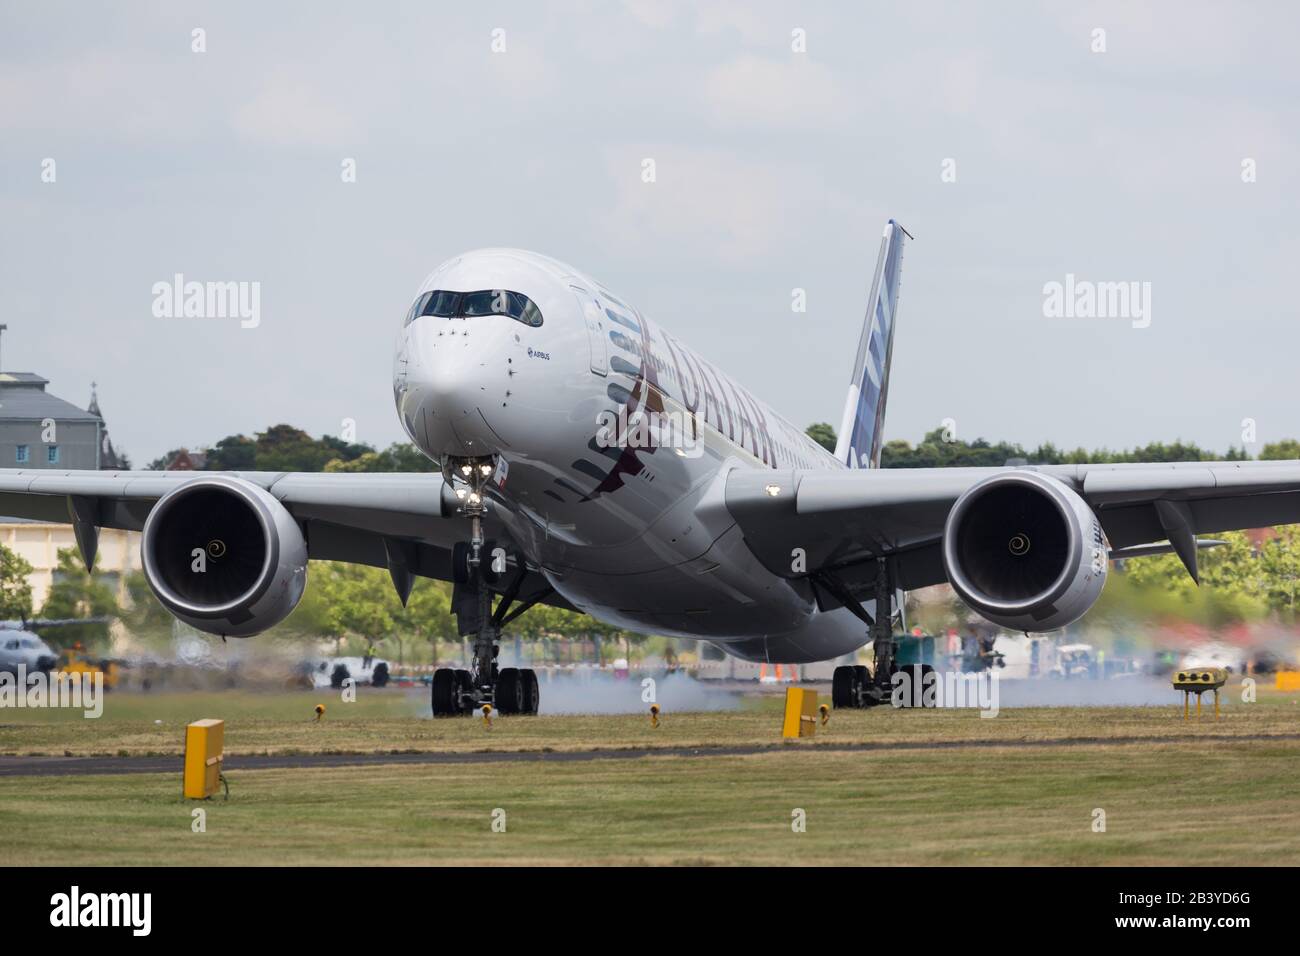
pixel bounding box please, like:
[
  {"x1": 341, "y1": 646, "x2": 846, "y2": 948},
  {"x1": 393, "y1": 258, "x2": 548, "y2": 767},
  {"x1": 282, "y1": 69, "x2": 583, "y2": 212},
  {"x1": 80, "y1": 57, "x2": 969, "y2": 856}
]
[
  {"x1": 820, "y1": 558, "x2": 935, "y2": 709},
  {"x1": 431, "y1": 455, "x2": 545, "y2": 718}
]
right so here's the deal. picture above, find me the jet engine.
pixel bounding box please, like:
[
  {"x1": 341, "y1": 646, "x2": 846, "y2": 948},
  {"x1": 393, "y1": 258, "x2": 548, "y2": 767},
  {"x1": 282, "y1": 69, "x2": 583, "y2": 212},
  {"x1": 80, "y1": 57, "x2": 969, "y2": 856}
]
[
  {"x1": 941, "y1": 471, "x2": 1108, "y2": 632},
  {"x1": 141, "y1": 477, "x2": 308, "y2": 637}
]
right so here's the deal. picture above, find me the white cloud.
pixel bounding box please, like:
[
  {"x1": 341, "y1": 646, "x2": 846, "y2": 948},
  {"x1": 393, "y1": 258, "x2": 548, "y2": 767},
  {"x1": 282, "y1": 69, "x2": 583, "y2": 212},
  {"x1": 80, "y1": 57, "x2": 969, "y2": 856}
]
[
  {"x1": 230, "y1": 72, "x2": 357, "y2": 148},
  {"x1": 703, "y1": 55, "x2": 850, "y2": 130},
  {"x1": 597, "y1": 144, "x2": 861, "y2": 264}
]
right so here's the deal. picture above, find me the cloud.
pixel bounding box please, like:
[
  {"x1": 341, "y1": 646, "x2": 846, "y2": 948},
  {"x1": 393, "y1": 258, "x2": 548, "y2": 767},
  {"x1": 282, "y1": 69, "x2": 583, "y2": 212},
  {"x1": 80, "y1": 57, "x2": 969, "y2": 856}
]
[
  {"x1": 702, "y1": 54, "x2": 850, "y2": 130},
  {"x1": 596, "y1": 144, "x2": 859, "y2": 264},
  {"x1": 230, "y1": 71, "x2": 358, "y2": 148}
]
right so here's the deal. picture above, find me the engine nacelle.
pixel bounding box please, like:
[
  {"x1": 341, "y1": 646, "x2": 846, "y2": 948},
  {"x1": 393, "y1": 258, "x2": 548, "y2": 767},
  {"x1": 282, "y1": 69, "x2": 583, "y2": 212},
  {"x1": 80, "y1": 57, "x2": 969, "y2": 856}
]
[
  {"x1": 941, "y1": 471, "x2": 1108, "y2": 632},
  {"x1": 141, "y1": 477, "x2": 308, "y2": 638}
]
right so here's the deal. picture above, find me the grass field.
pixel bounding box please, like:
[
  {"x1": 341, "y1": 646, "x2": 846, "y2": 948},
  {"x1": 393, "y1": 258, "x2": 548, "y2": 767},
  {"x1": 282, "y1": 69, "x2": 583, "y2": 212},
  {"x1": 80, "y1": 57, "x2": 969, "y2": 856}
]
[
  {"x1": 1, "y1": 681, "x2": 1298, "y2": 865},
  {"x1": 1, "y1": 681, "x2": 1297, "y2": 757}
]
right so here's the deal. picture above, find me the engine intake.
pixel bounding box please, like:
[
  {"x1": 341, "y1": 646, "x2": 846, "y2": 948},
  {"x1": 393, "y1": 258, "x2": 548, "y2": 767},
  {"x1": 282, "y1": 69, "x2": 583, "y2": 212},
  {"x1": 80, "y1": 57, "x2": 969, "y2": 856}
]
[
  {"x1": 942, "y1": 471, "x2": 1107, "y2": 632},
  {"x1": 141, "y1": 477, "x2": 308, "y2": 637}
]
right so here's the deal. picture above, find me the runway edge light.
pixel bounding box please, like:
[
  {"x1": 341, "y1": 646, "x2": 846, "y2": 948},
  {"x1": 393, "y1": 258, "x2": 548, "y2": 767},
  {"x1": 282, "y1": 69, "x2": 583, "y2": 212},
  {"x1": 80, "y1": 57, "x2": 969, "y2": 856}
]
[
  {"x1": 183, "y1": 718, "x2": 225, "y2": 799},
  {"x1": 1171, "y1": 668, "x2": 1227, "y2": 720},
  {"x1": 782, "y1": 687, "x2": 819, "y2": 739}
]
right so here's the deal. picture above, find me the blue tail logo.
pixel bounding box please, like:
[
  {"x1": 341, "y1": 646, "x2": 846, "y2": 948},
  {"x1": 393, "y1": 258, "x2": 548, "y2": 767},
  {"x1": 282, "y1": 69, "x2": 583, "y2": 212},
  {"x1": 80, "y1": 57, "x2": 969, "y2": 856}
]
[{"x1": 834, "y1": 220, "x2": 910, "y2": 469}]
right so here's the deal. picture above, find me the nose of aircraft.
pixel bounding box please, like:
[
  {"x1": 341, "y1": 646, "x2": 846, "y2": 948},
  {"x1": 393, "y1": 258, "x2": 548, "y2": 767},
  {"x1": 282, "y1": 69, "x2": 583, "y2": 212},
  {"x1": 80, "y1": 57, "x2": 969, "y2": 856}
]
[{"x1": 395, "y1": 316, "x2": 510, "y2": 458}]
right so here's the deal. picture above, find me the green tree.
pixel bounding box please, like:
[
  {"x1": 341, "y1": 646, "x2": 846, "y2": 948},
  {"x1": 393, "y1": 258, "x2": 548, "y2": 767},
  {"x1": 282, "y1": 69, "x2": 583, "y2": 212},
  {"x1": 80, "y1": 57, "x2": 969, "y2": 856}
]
[
  {"x1": 805, "y1": 422, "x2": 837, "y2": 453},
  {"x1": 294, "y1": 561, "x2": 398, "y2": 655},
  {"x1": 325, "y1": 443, "x2": 439, "y2": 473},
  {"x1": 393, "y1": 579, "x2": 457, "y2": 665},
  {"x1": 1261, "y1": 439, "x2": 1300, "y2": 461},
  {"x1": 0, "y1": 543, "x2": 34, "y2": 622},
  {"x1": 37, "y1": 549, "x2": 120, "y2": 650},
  {"x1": 119, "y1": 570, "x2": 175, "y2": 646},
  {"x1": 253, "y1": 424, "x2": 370, "y2": 472},
  {"x1": 205, "y1": 434, "x2": 257, "y2": 471}
]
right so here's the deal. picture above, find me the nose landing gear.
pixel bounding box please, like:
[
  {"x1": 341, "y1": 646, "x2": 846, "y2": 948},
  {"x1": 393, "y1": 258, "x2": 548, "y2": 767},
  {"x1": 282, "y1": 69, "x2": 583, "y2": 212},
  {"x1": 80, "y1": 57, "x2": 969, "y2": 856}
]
[{"x1": 432, "y1": 456, "x2": 542, "y2": 718}]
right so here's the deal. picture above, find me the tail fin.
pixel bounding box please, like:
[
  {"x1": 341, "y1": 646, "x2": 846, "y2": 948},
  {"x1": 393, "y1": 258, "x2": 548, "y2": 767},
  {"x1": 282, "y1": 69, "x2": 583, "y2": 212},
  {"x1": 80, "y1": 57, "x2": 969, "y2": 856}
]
[{"x1": 833, "y1": 219, "x2": 910, "y2": 469}]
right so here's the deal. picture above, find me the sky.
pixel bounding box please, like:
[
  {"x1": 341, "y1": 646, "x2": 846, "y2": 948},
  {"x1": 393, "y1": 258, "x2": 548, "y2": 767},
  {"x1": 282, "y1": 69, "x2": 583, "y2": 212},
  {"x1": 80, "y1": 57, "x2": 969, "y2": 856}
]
[{"x1": 1, "y1": 1, "x2": 1297, "y2": 466}]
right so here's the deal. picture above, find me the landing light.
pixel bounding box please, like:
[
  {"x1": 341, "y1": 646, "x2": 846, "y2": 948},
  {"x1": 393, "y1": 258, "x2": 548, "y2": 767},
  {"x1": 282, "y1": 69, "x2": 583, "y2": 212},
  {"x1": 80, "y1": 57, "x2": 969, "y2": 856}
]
[
  {"x1": 460, "y1": 464, "x2": 473, "y2": 476},
  {"x1": 479, "y1": 463, "x2": 494, "y2": 476},
  {"x1": 764, "y1": 484, "x2": 782, "y2": 497},
  {"x1": 468, "y1": 493, "x2": 481, "y2": 505},
  {"x1": 455, "y1": 488, "x2": 467, "y2": 499}
]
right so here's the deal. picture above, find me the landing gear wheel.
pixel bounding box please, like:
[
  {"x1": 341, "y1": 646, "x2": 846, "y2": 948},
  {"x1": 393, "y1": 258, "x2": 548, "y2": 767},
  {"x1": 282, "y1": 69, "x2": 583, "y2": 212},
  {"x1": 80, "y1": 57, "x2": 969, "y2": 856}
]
[
  {"x1": 497, "y1": 667, "x2": 523, "y2": 715},
  {"x1": 520, "y1": 668, "x2": 539, "y2": 715},
  {"x1": 432, "y1": 668, "x2": 457, "y2": 717},
  {"x1": 372, "y1": 662, "x2": 390, "y2": 688},
  {"x1": 854, "y1": 665, "x2": 870, "y2": 693},
  {"x1": 454, "y1": 670, "x2": 473, "y2": 714},
  {"x1": 451, "y1": 542, "x2": 473, "y2": 584},
  {"x1": 832, "y1": 665, "x2": 856, "y2": 708}
]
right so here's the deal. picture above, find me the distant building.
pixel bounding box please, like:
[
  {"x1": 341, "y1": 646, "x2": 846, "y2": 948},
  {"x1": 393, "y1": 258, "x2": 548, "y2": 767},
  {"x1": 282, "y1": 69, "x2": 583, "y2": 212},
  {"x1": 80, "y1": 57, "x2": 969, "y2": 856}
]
[
  {"x1": 0, "y1": 373, "x2": 119, "y2": 470},
  {"x1": 86, "y1": 384, "x2": 123, "y2": 470},
  {"x1": 163, "y1": 448, "x2": 207, "y2": 471},
  {"x1": 0, "y1": 519, "x2": 140, "y2": 606}
]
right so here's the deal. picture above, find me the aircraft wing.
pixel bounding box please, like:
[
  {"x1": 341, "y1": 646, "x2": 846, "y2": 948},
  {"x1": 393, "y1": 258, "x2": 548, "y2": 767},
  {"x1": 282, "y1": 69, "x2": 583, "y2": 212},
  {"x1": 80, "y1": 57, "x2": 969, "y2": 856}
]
[
  {"x1": 0, "y1": 468, "x2": 568, "y2": 609},
  {"x1": 723, "y1": 459, "x2": 1300, "y2": 593}
]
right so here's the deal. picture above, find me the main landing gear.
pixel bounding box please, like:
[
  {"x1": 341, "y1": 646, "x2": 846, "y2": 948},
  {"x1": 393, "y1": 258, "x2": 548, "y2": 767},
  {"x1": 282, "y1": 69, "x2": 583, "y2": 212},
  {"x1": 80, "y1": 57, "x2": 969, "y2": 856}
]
[
  {"x1": 431, "y1": 455, "x2": 545, "y2": 718},
  {"x1": 818, "y1": 559, "x2": 936, "y2": 710}
]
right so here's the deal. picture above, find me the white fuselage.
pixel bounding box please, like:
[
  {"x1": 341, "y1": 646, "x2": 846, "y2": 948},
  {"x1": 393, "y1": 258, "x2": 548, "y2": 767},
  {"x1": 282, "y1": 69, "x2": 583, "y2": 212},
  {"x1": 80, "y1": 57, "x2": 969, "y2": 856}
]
[{"x1": 393, "y1": 249, "x2": 867, "y2": 662}]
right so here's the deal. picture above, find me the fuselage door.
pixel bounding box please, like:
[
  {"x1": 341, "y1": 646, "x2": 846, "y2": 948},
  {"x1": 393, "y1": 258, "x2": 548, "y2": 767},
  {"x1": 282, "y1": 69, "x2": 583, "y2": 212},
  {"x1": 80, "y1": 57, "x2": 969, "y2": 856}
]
[{"x1": 571, "y1": 285, "x2": 608, "y2": 376}]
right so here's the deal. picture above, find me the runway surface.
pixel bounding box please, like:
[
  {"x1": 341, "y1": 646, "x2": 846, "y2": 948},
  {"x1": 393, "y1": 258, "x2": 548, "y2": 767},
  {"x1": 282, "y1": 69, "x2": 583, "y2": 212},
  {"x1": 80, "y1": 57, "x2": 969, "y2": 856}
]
[{"x1": 3, "y1": 732, "x2": 1298, "y2": 777}]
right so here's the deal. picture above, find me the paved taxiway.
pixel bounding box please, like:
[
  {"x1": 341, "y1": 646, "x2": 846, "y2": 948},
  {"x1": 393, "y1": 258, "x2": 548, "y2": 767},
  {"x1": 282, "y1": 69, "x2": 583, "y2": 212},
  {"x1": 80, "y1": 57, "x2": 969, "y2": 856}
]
[{"x1": 3, "y1": 732, "x2": 1298, "y2": 776}]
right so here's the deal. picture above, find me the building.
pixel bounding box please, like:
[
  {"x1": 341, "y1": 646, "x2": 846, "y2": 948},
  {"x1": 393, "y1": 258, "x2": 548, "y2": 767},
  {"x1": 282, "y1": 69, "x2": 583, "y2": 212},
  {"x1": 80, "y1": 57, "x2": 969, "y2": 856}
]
[
  {"x1": 0, "y1": 519, "x2": 141, "y2": 607},
  {"x1": 0, "y1": 372, "x2": 134, "y2": 610},
  {"x1": 163, "y1": 448, "x2": 207, "y2": 470},
  {"x1": 0, "y1": 372, "x2": 120, "y2": 470}
]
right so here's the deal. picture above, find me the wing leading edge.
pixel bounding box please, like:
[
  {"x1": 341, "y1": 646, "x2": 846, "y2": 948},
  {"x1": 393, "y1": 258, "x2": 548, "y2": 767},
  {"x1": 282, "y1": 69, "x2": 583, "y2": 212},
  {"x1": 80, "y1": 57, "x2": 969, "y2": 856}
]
[
  {"x1": 723, "y1": 459, "x2": 1300, "y2": 593},
  {"x1": 0, "y1": 468, "x2": 571, "y2": 611}
]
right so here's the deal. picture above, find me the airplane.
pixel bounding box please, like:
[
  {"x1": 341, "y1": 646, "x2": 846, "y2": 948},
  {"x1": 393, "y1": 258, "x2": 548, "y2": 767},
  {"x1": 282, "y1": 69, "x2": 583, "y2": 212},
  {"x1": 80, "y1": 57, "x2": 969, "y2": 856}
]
[
  {"x1": 2, "y1": 219, "x2": 1298, "y2": 715},
  {"x1": 0, "y1": 627, "x2": 58, "y2": 675},
  {"x1": 0, "y1": 619, "x2": 100, "y2": 674}
]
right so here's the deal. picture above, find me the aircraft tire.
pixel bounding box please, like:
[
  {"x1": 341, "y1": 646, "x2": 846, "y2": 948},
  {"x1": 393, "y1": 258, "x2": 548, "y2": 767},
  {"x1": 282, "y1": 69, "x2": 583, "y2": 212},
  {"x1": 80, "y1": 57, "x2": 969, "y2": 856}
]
[
  {"x1": 497, "y1": 667, "x2": 522, "y2": 714},
  {"x1": 431, "y1": 668, "x2": 457, "y2": 716},
  {"x1": 451, "y1": 542, "x2": 472, "y2": 584},
  {"x1": 832, "y1": 665, "x2": 856, "y2": 708},
  {"x1": 520, "y1": 668, "x2": 539, "y2": 714}
]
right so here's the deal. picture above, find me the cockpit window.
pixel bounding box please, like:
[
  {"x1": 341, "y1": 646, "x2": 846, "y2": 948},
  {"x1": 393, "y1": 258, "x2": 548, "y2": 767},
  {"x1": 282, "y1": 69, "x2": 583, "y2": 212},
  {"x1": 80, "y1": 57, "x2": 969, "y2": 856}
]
[
  {"x1": 459, "y1": 290, "x2": 505, "y2": 317},
  {"x1": 405, "y1": 289, "x2": 543, "y2": 327},
  {"x1": 421, "y1": 290, "x2": 461, "y2": 318}
]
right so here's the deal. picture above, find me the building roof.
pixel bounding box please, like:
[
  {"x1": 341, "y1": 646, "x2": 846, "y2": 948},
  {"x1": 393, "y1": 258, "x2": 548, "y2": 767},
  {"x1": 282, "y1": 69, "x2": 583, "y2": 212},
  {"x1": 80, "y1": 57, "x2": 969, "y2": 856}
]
[{"x1": 0, "y1": 372, "x2": 100, "y2": 422}]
